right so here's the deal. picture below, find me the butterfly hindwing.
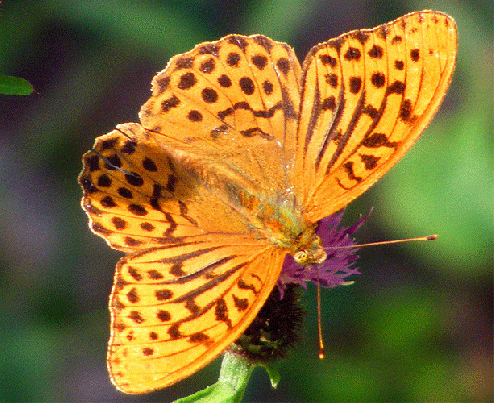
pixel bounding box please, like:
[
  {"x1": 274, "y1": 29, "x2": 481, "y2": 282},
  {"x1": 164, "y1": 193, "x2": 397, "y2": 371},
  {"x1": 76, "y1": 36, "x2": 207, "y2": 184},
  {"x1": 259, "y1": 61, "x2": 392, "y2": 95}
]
[
  {"x1": 79, "y1": 123, "x2": 275, "y2": 253},
  {"x1": 139, "y1": 34, "x2": 301, "y2": 193}
]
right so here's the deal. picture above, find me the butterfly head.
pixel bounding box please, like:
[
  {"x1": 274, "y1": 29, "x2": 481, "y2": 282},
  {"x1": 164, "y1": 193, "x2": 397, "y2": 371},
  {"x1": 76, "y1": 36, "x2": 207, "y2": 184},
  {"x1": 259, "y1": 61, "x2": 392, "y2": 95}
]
[{"x1": 292, "y1": 235, "x2": 327, "y2": 266}]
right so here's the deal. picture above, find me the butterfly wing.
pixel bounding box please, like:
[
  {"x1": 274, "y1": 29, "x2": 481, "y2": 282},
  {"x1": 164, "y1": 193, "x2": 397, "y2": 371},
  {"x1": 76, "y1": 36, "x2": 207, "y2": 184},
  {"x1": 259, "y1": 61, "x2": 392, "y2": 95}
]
[
  {"x1": 139, "y1": 34, "x2": 301, "y2": 194},
  {"x1": 295, "y1": 11, "x2": 457, "y2": 223},
  {"x1": 79, "y1": 123, "x2": 271, "y2": 252},
  {"x1": 79, "y1": 123, "x2": 288, "y2": 393},
  {"x1": 108, "y1": 236, "x2": 286, "y2": 393},
  {"x1": 78, "y1": 35, "x2": 307, "y2": 394}
]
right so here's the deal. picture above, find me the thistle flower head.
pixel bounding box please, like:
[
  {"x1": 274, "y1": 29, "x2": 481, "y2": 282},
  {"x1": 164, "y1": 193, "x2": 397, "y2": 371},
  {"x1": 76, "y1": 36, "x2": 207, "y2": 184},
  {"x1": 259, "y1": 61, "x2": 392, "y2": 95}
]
[
  {"x1": 277, "y1": 210, "x2": 368, "y2": 297},
  {"x1": 231, "y1": 210, "x2": 368, "y2": 363}
]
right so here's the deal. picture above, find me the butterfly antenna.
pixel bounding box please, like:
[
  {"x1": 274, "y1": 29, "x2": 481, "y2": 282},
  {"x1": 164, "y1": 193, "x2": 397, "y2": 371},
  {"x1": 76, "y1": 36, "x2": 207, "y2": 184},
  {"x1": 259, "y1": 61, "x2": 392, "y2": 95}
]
[
  {"x1": 325, "y1": 234, "x2": 437, "y2": 251},
  {"x1": 316, "y1": 272, "x2": 325, "y2": 359},
  {"x1": 316, "y1": 234, "x2": 436, "y2": 359}
]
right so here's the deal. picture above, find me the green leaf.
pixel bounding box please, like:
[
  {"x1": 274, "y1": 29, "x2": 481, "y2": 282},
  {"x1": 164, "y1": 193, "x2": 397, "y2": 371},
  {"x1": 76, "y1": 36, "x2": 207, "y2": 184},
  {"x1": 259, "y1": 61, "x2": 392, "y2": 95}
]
[
  {"x1": 173, "y1": 382, "x2": 239, "y2": 403},
  {"x1": 173, "y1": 352, "x2": 254, "y2": 403},
  {"x1": 263, "y1": 364, "x2": 281, "y2": 388},
  {"x1": 0, "y1": 74, "x2": 34, "y2": 95}
]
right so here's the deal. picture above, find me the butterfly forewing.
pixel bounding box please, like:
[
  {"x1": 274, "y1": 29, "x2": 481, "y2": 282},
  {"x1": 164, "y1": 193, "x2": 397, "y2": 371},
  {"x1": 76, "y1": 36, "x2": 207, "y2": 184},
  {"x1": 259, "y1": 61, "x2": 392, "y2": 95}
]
[
  {"x1": 108, "y1": 238, "x2": 286, "y2": 393},
  {"x1": 296, "y1": 11, "x2": 457, "y2": 222}
]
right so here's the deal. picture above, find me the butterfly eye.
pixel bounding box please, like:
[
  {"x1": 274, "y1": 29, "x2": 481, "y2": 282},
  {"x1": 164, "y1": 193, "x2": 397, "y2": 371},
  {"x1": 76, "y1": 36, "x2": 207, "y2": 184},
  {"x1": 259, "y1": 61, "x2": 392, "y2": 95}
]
[
  {"x1": 293, "y1": 250, "x2": 308, "y2": 264},
  {"x1": 314, "y1": 249, "x2": 327, "y2": 264}
]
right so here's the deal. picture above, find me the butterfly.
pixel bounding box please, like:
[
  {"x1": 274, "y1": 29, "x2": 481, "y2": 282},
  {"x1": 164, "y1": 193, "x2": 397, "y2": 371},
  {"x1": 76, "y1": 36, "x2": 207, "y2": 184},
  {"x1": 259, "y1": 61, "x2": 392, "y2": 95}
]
[{"x1": 79, "y1": 10, "x2": 457, "y2": 394}]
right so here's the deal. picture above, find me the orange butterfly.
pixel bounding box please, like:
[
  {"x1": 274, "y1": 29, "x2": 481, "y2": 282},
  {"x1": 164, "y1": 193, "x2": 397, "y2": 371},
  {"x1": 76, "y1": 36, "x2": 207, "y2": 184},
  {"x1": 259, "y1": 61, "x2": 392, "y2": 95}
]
[{"x1": 79, "y1": 11, "x2": 457, "y2": 394}]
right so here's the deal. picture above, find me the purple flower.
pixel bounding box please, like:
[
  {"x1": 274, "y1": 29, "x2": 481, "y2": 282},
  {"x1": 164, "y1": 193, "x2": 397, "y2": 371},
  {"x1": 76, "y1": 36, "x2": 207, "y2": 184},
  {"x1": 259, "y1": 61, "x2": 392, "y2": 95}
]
[{"x1": 277, "y1": 210, "x2": 369, "y2": 297}]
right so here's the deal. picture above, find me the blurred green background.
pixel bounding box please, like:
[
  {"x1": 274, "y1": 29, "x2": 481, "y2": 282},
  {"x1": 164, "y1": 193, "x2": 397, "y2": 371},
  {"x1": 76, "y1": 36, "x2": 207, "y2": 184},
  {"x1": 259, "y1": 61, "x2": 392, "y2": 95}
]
[{"x1": 1, "y1": 0, "x2": 492, "y2": 401}]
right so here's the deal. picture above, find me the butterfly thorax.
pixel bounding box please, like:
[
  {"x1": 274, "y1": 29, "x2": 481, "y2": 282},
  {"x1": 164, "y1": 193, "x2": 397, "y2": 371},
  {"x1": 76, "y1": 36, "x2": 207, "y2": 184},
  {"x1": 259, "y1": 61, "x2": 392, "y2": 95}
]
[
  {"x1": 258, "y1": 202, "x2": 327, "y2": 265},
  {"x1": 226, "y1": 183, "x2": 327, "y2": 265}
]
